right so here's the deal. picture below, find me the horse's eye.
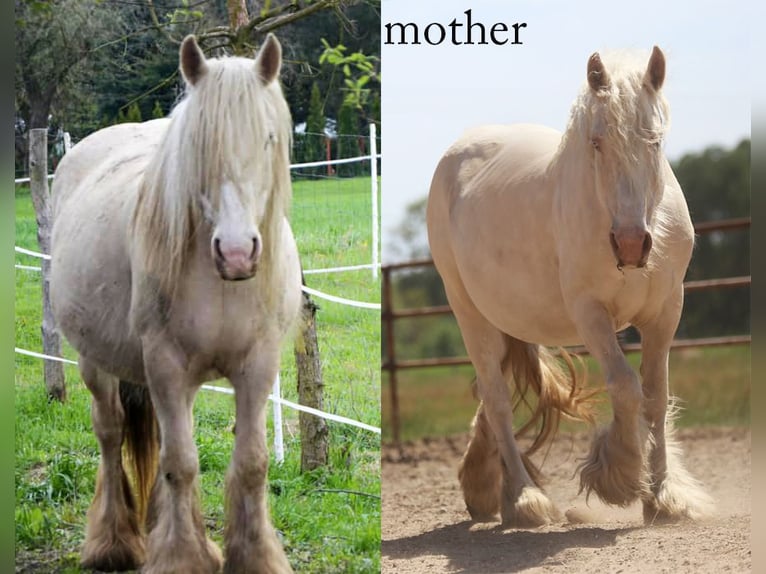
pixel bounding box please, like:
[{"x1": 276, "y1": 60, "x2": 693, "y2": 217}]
[{"x1": 590, "y1": 138, "x2": 601, "y2": 151}]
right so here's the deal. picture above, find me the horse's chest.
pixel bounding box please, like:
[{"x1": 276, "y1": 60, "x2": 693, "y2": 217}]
[
  {"x1": 170, "y1": 292, "x2": 268, "y2": 360},
  {"x1": 606, "y1": 274, "x2": 653, "y2": 327}
]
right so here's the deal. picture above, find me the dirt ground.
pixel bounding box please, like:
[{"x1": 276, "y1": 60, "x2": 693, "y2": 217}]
[{"x1": 382, "y1": 427, "x2": 751, "y2": 573}]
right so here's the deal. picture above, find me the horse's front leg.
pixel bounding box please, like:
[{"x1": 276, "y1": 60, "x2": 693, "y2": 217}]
[
  {"x1": 574, "y1": 299, "x2": 648, "y2": 506},
  {"x1": 224, "y1": 346, "x2": 293, "y2": 574},
  {"x1": 142, "y1": 334, "x2": 223, "y2": 574},
  {"x1": 639, "y1": 287, "x2": 713, "y2": 522}
]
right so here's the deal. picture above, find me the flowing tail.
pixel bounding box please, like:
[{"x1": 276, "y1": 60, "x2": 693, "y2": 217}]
[
  {"x1": 119, "y1": 380, "x2": 159, "y2": 524},
  {"x1": 501, "y1": 335, "x2": 595, "y2": 461}
]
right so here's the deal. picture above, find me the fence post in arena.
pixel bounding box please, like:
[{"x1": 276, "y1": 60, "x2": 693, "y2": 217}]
[
  {"x1": 370, "y1": 123, "x2": 379, "y2": 279},
  {"x1": 28, "y1": 128, "x2": 67, "y2": 402}
]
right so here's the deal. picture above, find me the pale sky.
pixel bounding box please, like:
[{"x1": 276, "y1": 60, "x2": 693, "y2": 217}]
[{"x1": 381, "y1": 0, "x2": 752, "y2": 261}]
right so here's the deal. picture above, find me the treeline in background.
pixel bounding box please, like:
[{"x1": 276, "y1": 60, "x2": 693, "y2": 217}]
[{"x1": 15, "y1": 0, "x2": 381, "y2": 178}]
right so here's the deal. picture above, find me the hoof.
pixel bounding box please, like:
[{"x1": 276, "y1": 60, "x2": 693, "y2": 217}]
[
  {"x1": 501, "y1": 486, "x2": 560, "y2": 528},
  {"x1": 81, "y1": 515, "x2": 145, "y2": 572},
  {"x1": 578, "y1": 424, "x2": 647, "y2": 506},
  {"x1": 466, "y1": 504, "x2": 497, "y2": 523},
  {"x1": 80, "y1": 537, "x2": 144, "y2": 572},
  {"x1": 224, "y1": 524, "x2": 293, "y2": 574},
  {"x1": 642, "y1": 476, "x2": 714, "y2": 524},
  {"x1": 143, "y1": 537, "x2": 222, "y2": 574}
]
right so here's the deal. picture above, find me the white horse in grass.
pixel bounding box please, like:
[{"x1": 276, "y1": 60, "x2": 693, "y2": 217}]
[
  {"x1": 51, "y1": 35, "x2": 300, "y2": 573},
  {"x1": 426, "y1": 47, "x2": 713, "y2": 527}
]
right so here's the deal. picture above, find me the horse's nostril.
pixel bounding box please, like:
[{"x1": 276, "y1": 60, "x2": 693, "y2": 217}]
[
  {"x1": 214, "y1": 238, "x2": 223, "y2": 259},
  {"x1": 251, "y1": 237, "x2": 259, "y2": 258},
  {"x1": 642, "y1": 233, "x2": 653, "y2": 257}
]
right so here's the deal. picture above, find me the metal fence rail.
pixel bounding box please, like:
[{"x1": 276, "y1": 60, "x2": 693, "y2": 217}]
[{"x1": 381, "y1": 217, "x2": 751, "y2": 444}]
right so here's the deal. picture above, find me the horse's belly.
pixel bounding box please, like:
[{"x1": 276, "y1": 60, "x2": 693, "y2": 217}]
[
  {"x1": 51, "y1": 188, "x2": 145, "y2": 381},
  {"x1": 456, "y1": 256, "x2": 581, "y2": 346}
]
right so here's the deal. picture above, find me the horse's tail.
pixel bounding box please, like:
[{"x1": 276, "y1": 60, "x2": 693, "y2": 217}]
[
  {"x1": 502, "y1": 335, "x2": 595, "y2": 470},
  {"x1": 119, "y1": 380, "x2": 159, "y2": 524}
]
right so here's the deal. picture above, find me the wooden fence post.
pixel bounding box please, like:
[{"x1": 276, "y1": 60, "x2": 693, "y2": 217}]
[
  {"x1": 28, "y1": 128, "x2": 66, "y2": 401},
  {"x1": 294, "y1": 285, "x2": 328, "y2": 471}
]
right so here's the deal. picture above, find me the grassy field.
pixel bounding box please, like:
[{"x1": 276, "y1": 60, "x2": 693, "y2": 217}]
[
  {"x1": 382, "y1": 344, "x2": 750, "y2": 443},
  {"x1": 15, "y1": 176, "x2": 381, "y2": 573}
]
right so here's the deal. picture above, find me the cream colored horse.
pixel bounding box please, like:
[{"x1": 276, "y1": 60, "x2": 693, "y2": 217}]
[
  {"x1": 51, "y1": 35, "x2": 300, "y2": 573},
  {"x1": 427, "y1": 47, "x2": 712, "y2": 527}
]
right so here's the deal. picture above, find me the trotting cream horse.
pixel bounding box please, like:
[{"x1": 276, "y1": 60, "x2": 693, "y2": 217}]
[
  {"x1": 51, "y1": 35, "x2": 301, "y2": 573},
  {"x1": 427, "y1": 47, "x2": 712, "y2": 527}
]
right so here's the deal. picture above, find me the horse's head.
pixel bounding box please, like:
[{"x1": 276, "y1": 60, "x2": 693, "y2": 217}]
[
  {"x1": 178, "y1": 34, "x2": 288, "y2": 282},
  {"x1": 584, "y1": 47, "x2": 669, "y2": 269}
]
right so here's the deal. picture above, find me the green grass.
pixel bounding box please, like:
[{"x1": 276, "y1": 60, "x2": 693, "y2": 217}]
[
  {"x1": 15, "y1": 177, "x2": 381, "y2": 573},
  {"x1": 382, "y1": 345, "x2": 750, "y2": 442}
]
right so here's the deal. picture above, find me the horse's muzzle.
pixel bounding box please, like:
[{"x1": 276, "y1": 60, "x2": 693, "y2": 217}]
[
  {"x1": 213, "y1": 236, "x2": 260, "y2": 280},
  {"x1": 610, "y1": 227, "x2": 652, "y2": 269}
]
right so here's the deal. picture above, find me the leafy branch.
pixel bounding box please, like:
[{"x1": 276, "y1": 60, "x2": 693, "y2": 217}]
[{"x1": 319, "y1": 38, "x2": 379, "y2": 110}]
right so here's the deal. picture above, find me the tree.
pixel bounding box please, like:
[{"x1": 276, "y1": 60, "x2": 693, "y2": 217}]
[
  {"x1": 152, "y1": 99, "x2": 165, "y2": 119},
  {"x1": 336, "y1": 100, "x2": 360, "y2": 176},
  {"x1": 15, "y1": 0, "x2": 123, "y2": 129},
  {"x1": 301, "y1": 81, "x2": 326, "y2": 175},
  {"x1": 672, "y1": 139, "x2": 750, "y2": 339}
]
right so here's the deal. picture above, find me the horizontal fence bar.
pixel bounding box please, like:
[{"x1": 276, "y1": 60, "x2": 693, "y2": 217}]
[
  {"x1": 683, "y1": 276, "x2": 750, "y2": 292},
  {"x1": 693, "y1": 217, "x2": 750, "y2": 234},
  {"x1": 383, "y1": 305, "x2": 452, "y2": 319},
  {"x1": 381, "y1": 276, "x2": 751, "y2": 322},
  {"x1": 13, "y1": 174, "x2": 55, "y2": 185},
  {"x1": 16, "y1": 154, "x2": 384, "y2": 184},
  {"x1": 383, "y1": 335, "x2": 751, "y2": 372},
  {"x1": 201, "y1": 385, "x2": 381, "y2": 434},
  {"x1": 289, "y1": 153, "x2": 382, "y2": 170}
]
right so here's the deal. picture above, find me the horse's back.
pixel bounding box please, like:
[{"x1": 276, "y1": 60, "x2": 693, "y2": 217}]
[
  {"x1": 52, "y1": 120, "x2": 168, "y2": 215},
  {"x1": 51, "y1": 120, "x2": 169, "y2": 381}
]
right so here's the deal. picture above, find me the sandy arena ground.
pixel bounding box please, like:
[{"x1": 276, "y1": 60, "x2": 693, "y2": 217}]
[{"x1": 382, "y1": 427, "x2": 750, "y2": 573}]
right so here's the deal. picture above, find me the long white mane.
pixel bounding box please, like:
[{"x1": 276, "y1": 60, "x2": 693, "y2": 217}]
[
  {"x1": 558, "y1": 50, "x2": 671, "y2": 165},
  {"x1": 132, "y1": 51, "x2": 293, "y2": 295}
]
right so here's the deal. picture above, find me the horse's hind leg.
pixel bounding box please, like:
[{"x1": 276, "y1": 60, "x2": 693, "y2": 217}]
[
  {"x1": 573, "y1": 299, "x2": 648, "y2": 506},
  {"x1": 141, "y1": 337, "x2": 222, "y2": 574},
  {"x1": 224, "y1": 347, "x2": 293, "y2": 574},
  {"x1": 639, "y1": 288, "x2": 713, "y2": 522},
  {"x1": 79, "y1": 359, "x2": 144, "y2": 571},
  {"x1": 449, "y1": 291, "x2": 559, "y2": 527},
  {"x1": 459, "y1": 399, "x2": 503, "y2": 521}
]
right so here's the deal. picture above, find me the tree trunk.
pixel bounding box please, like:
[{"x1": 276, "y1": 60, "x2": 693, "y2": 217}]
[
  {"x1": 294, "y1": 288, "x2": 328, "y2": 472},
  {"x1": 28, "y1": 128, "x2": 67, "y2": 402},
  {"x1": 227, "y1": 0, "x2": 249, "y2": 29}
]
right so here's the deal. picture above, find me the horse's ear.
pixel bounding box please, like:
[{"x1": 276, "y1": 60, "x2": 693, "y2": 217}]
[
  {"x1": 644, "y1": 46, "x2": 666, "y2": 91},
  {"x1": 180, "y1": 35, "x2": 208, "y2": 86},
  {"x1": 255, "y1": 34, "x2": 282, "y2": 85},
  {"x1": 587, "y1": 52, "x2": 609, "y2": 93}
]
